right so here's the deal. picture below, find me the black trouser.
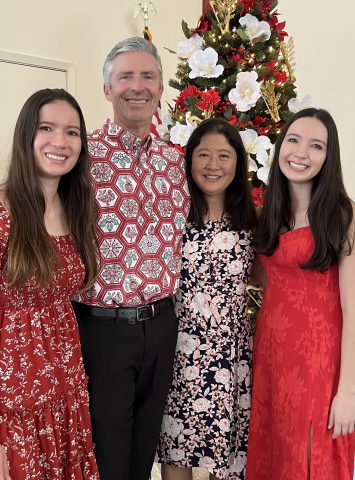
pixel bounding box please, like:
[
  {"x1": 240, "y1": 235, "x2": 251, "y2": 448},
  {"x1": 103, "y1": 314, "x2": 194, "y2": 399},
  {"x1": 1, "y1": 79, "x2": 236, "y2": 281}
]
[{"x1": 73, "y1": 298, "x2": 178, "y2": 480}]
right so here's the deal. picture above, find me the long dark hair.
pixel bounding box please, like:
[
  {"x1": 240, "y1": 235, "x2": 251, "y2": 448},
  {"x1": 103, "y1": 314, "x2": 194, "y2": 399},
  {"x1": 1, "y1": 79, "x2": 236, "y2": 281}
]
[
  {"x1": 253, "y1": 108, "x2": 354, "y2": 271},
  {"x1": 185, "y1": 118, "x2": 257, "y2": 231},
  {"x1": 4, "y1": 88, "x2": 98, "y2": 288}
]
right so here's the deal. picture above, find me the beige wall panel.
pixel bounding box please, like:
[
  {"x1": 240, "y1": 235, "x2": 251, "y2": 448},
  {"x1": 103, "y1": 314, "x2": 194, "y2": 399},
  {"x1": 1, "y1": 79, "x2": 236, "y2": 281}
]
[
  {"x1": 0, "y1": 58, "x2": 68, "y2": 179},
  {"x1": 0, "y1": 0, "x2": 353, "y2": 197},
  {"x1": 279, "y1": 0, "x2": 355, "y2": 198}
]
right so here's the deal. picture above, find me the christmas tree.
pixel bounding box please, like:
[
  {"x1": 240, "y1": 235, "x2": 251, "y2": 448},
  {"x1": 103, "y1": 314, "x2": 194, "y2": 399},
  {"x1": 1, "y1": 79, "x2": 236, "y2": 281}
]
[{"x1": 160, "y1": 0, "x2": 312, "y2": 206}]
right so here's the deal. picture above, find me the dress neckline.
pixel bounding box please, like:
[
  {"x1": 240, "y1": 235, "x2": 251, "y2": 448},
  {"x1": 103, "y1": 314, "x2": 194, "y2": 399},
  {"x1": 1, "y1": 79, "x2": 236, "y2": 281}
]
[
  {"x1": 280, "y1": 225, "x2": 311, "y2": 237},
  {"x1": 0, "y1": 202, "x2": 71, "y2": 239}
]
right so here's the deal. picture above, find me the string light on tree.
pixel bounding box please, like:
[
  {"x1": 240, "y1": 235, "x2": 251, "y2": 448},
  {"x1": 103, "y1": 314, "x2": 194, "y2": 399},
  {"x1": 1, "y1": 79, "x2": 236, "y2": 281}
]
[{"x1": 163, "y1": 0, "x2": 315, "y2": 207}]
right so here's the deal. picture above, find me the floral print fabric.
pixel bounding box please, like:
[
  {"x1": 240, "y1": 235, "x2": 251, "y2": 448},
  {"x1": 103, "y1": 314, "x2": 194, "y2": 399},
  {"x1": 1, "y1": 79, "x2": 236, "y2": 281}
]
[
  {"x1": 157, "y1": 220, "x2": 254, "y2": 479},
  {"x1": 0, "y1": 205, "x2": 99, "y2": 479},
  {"x1": 79, "y1": 119, "x2": 189, "y2": 307},
  {"x1": 246, "y1": 227, "x2": 355, "y2": 480}
]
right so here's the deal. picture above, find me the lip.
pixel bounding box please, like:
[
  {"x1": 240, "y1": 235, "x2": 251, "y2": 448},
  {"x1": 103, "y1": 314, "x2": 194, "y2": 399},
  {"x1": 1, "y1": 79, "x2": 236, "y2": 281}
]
[
  {"x1": 45, "y1": 152, "x2": 67, "y2": 161},
  {"x1": 203, "y1": 175, "x2": 222, "y2": 181},
  {"x1": 288, "y1": 161, "x2": 308, "y2": 171},
  {"x1": 125, "y1": 99, "x2": 149, "y2": 104}
]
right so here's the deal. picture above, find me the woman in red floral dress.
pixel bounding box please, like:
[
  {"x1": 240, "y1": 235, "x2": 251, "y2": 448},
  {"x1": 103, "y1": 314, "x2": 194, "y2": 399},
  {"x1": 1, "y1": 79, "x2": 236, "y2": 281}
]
[
  {"x1": 0, "y1": 89, "x2": 99, "y2": 479},
  {"x1": 247, "y1": 108, "x2": 355, "y2": 479}
]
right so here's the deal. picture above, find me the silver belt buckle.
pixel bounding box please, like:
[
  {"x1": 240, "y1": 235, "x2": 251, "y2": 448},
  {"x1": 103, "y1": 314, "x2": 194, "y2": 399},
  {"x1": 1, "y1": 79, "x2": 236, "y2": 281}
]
[{"x1": 137, "y1": 304, "x2": 154, "y2": 321}]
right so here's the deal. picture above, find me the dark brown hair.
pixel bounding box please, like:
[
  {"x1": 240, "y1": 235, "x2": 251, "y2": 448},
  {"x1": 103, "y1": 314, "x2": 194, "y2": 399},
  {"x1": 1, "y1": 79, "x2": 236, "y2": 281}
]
[
  {"x1": 185, "y1": 117, "x2": 257, "y2": 231},
  {"x1": 253, "y1": 108, "x2": 354, "y2": 271},
  {"x1": 4, "y1": 88, "x2": 98, "y2": 288}
]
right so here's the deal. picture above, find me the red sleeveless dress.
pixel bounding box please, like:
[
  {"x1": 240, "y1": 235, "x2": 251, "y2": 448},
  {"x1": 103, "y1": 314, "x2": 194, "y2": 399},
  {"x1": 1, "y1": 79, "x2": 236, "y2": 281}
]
[
  {"x1": 246, "y1": 227, "x2": 355, "y2": 480},
  {"x1": 0, "y1": 205, "x2": 99, "y2": 479}
]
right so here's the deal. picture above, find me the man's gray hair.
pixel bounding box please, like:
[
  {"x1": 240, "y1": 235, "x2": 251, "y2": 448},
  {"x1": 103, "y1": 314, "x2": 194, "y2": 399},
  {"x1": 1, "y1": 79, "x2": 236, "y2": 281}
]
[{"x1": 103, "y1": 37, "x2": 163, "y2": 88}]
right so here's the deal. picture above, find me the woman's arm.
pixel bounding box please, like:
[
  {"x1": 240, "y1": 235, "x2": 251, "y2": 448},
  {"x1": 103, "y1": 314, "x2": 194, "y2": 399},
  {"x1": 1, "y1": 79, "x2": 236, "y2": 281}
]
[
  {"x1": 328, "y1": 208, "x2": 355, "y2": 439},
  {"x1": 0, "y1": 446, "x2": 11, "y2": 480}
]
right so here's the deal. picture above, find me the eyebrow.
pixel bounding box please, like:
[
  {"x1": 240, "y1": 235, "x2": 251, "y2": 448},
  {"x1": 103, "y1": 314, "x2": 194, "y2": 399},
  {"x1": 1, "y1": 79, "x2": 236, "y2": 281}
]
[
  {"x1": 286, "y1": 132, "x2": 327, "y2": 145},
  {"x1": 38, "y1": 121, "x2": 80, "y2": 130},
  {"x1": 118, "y1": 70, "x2": 157, "y2": 76}
]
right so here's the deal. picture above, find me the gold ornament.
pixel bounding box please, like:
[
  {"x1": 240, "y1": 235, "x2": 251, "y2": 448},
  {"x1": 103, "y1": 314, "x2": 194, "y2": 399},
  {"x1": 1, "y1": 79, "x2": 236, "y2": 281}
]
[
  {"x1": 280, "y1": 36, "x2": 296, "y2": 83},
  {"x1": 246, "y1": 285, "x2": 263, "y2": 333},
  {"x1": 260, "y1": 81, "x2": 281, "y2": 123},
  {"x1": 209, "y1": 0, "x2": 238, "y2": 34}
]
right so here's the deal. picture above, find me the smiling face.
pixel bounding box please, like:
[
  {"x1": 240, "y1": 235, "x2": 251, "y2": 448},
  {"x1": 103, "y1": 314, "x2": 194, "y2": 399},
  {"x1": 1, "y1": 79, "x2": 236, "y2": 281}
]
[
  {"x1": 103, "y1": 51, "x2": 163, "y2": 139},
  {"x1": 33, "y1": 100, "x2": 82, "y2": 184},
  {"x1": 191, "y1": 132, "x2": 237, "y2": 207},
  {"x1": 279, "y1": 116, "x2": 328, "y2": 186}
]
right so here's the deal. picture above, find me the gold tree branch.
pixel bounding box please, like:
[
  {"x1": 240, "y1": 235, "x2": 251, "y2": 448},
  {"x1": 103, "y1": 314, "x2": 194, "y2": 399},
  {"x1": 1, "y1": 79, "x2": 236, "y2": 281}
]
[
  {"x1": 280, "y1": 36, "x2": 296, "y2": 82},
  {"x1": 209, "y1": 0, "x2": 238, "y2": 34},
  {"x1": 260, "y1": 81, "x2": 281, "y2": 123}
]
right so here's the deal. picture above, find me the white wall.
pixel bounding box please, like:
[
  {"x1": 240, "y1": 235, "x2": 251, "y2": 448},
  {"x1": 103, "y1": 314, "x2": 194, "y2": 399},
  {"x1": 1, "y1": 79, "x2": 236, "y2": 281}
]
[
  {"x1": 279, "y1": 0, "x2": 355, "y2": 198},
  {"x1": 1, "y1": 0, "x2": 354, "y2": 197}
]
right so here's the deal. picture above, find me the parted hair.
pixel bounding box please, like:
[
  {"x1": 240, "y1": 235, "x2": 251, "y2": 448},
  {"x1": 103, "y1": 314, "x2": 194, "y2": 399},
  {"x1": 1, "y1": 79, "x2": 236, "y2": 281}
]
[
  {"x1": 3, "y1": 88, "x2": 98, "y2": 289},
  {"x1": 103, "y1": 37, "x2": 163, "y2": 88},
  {"x1": 185, "y1": 118, "x2": 257, "y2": 231},
  {"x1": 253, "y1": 108, "x2": 354, "y2": 271}
]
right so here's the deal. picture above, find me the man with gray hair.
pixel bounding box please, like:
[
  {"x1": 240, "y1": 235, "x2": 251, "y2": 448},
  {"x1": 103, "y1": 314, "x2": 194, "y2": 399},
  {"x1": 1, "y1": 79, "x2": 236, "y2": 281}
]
[{"x1": 73, "y1": 37, "x2": 189, "y2": 480}]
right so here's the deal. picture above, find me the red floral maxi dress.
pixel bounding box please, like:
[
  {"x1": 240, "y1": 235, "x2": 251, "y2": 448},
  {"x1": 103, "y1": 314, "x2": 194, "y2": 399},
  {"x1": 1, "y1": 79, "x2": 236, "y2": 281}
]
[
  {"x1": 246, "y1": 227, "x2": 355, "y2": 480},
  {"x1": 0, "y1": 205, "x2": 99, "y2": 479}
]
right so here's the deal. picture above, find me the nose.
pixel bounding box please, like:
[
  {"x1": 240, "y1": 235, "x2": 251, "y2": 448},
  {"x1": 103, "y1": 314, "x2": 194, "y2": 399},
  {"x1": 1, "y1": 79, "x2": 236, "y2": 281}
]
[
  {"x1": 206, "y1": 155, "x2": 219, "y2": 170},
  {"x1": 294, "y1": 143, "x2": 308, "y2": 158},
  {"x1": 130, "y1": 76, "x2": 144, "y2": 92},
  {"x1": 51, "y1": 130, "x2": 66, "y2": 148}
]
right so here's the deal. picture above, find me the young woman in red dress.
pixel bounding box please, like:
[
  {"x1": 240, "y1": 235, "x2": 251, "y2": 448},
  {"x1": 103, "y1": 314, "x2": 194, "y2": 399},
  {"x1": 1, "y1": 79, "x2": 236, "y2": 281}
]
[
  {"x1": 0, "y1": 89, "x2": 99, "y2": 479},
  {"x1": 247, "y1": 108, "x2": 355, "y2": 480}
]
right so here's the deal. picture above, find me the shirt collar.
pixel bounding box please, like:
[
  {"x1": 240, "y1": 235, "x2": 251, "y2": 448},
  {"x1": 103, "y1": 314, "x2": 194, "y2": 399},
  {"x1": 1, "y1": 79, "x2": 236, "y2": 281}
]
[{"x1": 103, "y1": 119, "x2": 152, "y2": 151}]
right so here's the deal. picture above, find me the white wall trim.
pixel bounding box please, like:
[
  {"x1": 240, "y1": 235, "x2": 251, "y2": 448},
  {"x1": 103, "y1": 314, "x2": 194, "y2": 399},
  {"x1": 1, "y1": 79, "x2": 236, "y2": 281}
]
[{"x1": 0, "y1": 50, "x2": 75, "y2": 93}]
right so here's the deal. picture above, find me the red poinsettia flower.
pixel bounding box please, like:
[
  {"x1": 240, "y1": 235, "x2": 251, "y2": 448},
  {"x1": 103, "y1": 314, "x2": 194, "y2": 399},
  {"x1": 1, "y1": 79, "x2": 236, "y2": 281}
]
[
  {"x1": 253, "y1": 115, "x2": 269, "y2": 125},
  {"x1": 257, "y1": 125, "x2": 272, "y2": 136},
  {"x1": 232, "y1": 54, "x2": 246, "y2": 64},
  {"x1": 274, "y1": 70, "x2": 288, "y2": 83},
  {"x1": 239, "y1": 0, "x2": 257, "y2": 14},
  {"x1": 228, "y1": 116, "x2": 245, "y2": 128},
  {"x1": 196, "y1": 89, "x2": 221, "y2": 111},
  {"x1": 252, "y1": 184, "x2": 265, "y2": 207},
  {"x1": 175, "y1": 85, "x2": 202, "y2": 111},
  {"x1": 193, "y1": 14, "x2": 211, "y2": 33},
  {"x1": 265, "y1": 60, "x2": 277, "y2": 71},
  {"x1": 269, "y1": 13, "x2": 288, "y2": 39}
]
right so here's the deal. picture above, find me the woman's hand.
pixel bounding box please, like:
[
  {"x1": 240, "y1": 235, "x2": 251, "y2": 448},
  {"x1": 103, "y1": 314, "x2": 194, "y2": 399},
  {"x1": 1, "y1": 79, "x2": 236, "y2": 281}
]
[
  {"x1": 328, "y1": 391, "x2": 355, "y2": 439},
  {"x1": 0, "y1": 446, "x2": 11, "y2": 480}
]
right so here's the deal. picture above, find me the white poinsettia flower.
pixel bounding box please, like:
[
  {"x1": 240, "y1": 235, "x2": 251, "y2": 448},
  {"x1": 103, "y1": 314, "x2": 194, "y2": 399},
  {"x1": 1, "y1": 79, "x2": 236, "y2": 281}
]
[
  {"x1": 228, "y1": 71, "x2": 261, "y2": 112},
  {"x1": 155, "y1": 114, "x2": 173, "y2": 138},
  {"x1": 256, "y1": 145, "x2": 274, "y2": 184},
  {"x1": 239, "y1": 14, "x2": 271, "y2": 42},
  {"x1": 169, "y1": 119, "x2": 197, "y2": 147},
  {"x1": 288, "y1": 95, "x2": 316, "y2": 113},
  {"x1": 257, "y1": 165, "x2": 270, "y2": 184},
  {"x1": 248, "y1": 156, "x2": 258, "y2": 172},
  {"x1": 177, "y1": 34, "x2": 203, "y2": 59},
  {"x1": 188, "y1": 47, "x2": 224, "y2": 79},
  {"x1": 240, "y1": 128, "x2": 272, "y2": 154}
]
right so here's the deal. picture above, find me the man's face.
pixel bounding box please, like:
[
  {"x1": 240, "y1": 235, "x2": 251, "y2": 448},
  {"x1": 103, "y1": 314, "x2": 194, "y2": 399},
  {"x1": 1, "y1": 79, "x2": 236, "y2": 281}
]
[{"x1": 104, "y1": 51, "x2": 163, "y2": 136}]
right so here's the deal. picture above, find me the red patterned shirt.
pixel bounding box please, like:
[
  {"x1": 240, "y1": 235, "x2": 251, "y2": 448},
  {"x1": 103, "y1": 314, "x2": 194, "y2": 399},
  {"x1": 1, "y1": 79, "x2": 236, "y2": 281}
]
[{"x1": 79, "y1": 119, "x2": 190, "y2": 307}]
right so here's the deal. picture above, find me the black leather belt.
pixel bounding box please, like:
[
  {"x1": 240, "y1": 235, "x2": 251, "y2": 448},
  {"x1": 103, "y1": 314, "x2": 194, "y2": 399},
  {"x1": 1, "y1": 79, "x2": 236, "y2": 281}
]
[{"x1": 72, "y1": 297, "x2": 170, "y2": 325}]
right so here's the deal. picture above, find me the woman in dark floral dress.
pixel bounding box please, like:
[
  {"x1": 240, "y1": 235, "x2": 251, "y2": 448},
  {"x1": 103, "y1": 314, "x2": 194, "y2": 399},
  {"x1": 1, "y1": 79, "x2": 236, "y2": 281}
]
[
  {"x1": 0, "y1": 89, "x2": 99, "y2": 479},
  {"x1": 157, "y1": 118, "x2": 257, "y2": 480}
]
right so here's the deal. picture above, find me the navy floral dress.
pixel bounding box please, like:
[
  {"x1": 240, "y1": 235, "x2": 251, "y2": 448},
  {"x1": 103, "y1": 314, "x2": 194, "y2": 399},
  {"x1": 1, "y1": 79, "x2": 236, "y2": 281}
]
[{"x1": 157, "y1": 219, "x2": 254, "y2": 479}]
